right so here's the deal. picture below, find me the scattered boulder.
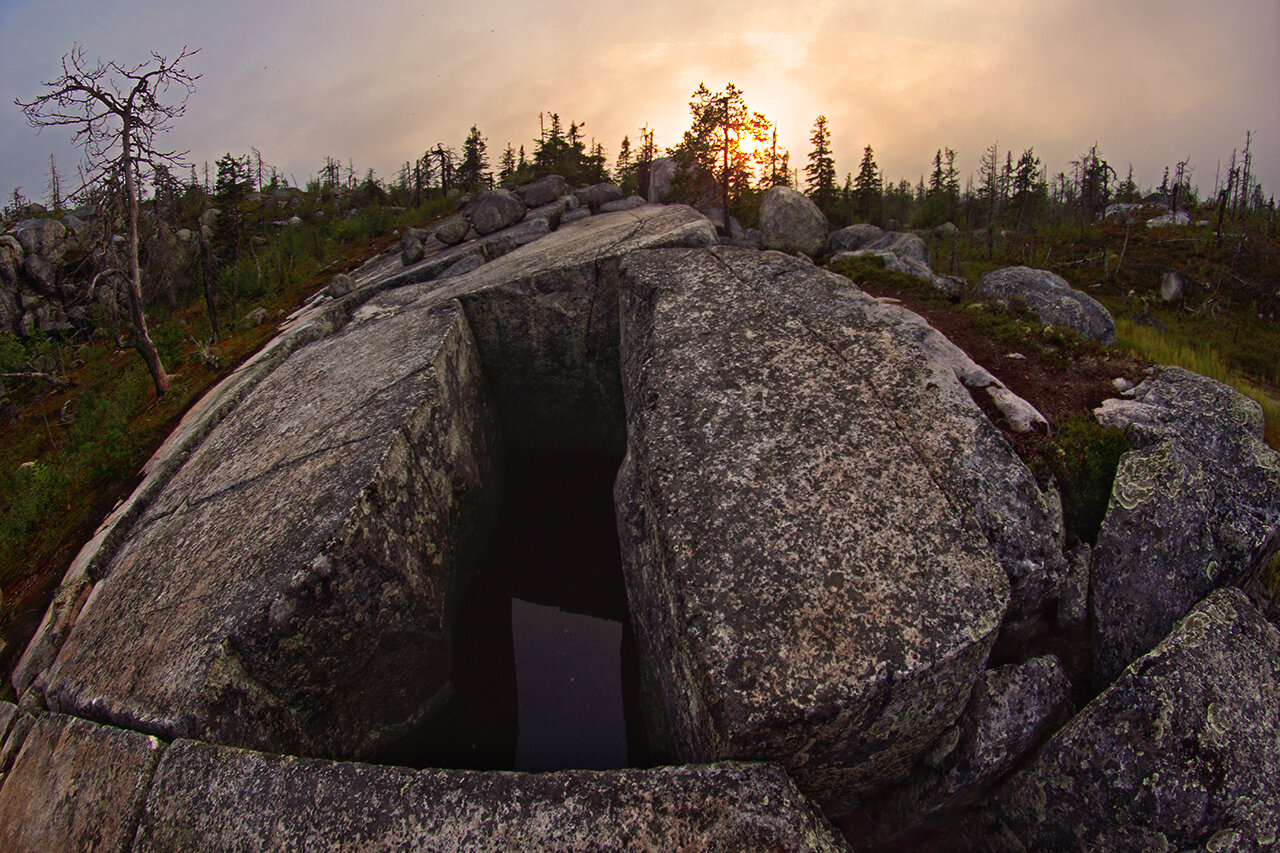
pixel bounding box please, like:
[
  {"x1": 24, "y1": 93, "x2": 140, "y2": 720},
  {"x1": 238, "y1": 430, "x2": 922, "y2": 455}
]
[
  {"x1": 515, "y1": 174, "x2": 569, "y2": 208},
  {"x1": 12, "y1": 218, "x2": 67, "y2": 259},
  {"x1": 199, "y1": 208, "x2": 221, "y2": 229},
  {"x1": 561, "y1": 207, "x2": 591, "y2": 225},
  {"x1": 432, "y1": 213, "x2": 470, "y2": 246},
  {"x1": 617, "y1": 246, "x2": 1009, "y2": 812},
  {"x1": 1147, "y1": 210, "x2": 1191, "y2": 228},
  {"x1": 932, "y1": 222, "x2": 960, "y2": 240},
  {"x1": 22, "y1": 254, "x2": 59, "y2": 299},
  {"x1": 238, "y1": 306, "x2": 268, "y2": 330},
  {"x1": 522, "y1": 199, "x2": 566, "y2": 230},
  {"x1": 599, "y1": 196, "x2": 647, "y2": 213},
  {"x1": 469, "y1": 189, "x2": 526, "y2": 236},
  {"x1": 326, "y1": 274, "x2": 354, "y2": 298},
  {"x1": 399, "y1": 227, "x2": 429, "y2": 266},
  {"x1": 832, "y1": 249, "x2": 964, "y2": 299},
  {"x1": 986, "y1": 588, "x2": 1280, "y2": 851},
  {"x1": 758, "y1": 186, "x2": 828, "y2": 257},
  {"x1": 824, "y1": 224, "x2": 883, "y2": 255},
  {"x1": 1090, "y1": 366, "x2": 1280, "y2": 686},
  {"x1": 574, "y1": 182, "x2": 624, "y2": 212},
  {"x1": 973, "y1": 266, "x2": 1116, "y2": 345},
  {"x1": 862, "y1": 231, "x2": 929, "y2": 266},
  {"x1": 1161, "y1": 270, "x2": 1185, "y2": 303}
]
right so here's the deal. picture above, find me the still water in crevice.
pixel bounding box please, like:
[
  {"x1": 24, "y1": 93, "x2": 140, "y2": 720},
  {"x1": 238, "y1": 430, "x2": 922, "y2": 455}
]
[{"x1": 379, "y1": 451, "x2": 652, "y2": 771}]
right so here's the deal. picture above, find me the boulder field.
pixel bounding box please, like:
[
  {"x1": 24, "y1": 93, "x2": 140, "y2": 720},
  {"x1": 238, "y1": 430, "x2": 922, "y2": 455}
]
[{"x1": 2, "y1": 180, "x2": 1278, "y2": 851}]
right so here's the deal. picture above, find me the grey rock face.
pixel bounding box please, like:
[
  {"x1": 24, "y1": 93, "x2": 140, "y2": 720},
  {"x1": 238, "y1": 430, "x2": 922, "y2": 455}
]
[
  {"x1": 824, "y1": 223, "x2": 883, "y2": 255},
  {"x1": 470, "y1": 189, "x2": 526, "y2": 235},
  {"x1": 0, "y1": 235, "x2": 23, "y2": 284},
  {"x1": 135, "y1": 740, "x2": 847, "y2": 851},
  {"x1": 1090, "y1": 366, "x2": 1280, "y2": 686},
  {"x1": 759, "y1": 186, "x2": 829, "y2": 257},
  {"x1": 574, "y1": 182, "x2": 625, "y2": 211},
  {"x1": 515, "y1": 174, "x2": 570, "y2": 208},
  {"x1": 11, "y1": 218, "x2": 66, "y2": 258},
  {"x1": 974, "y1": 266, "x2": 1116, "y2": 345},
  {"x1": 858, "y1": 656, "x2": 1072, "y2": 844},
  {"x1": 616, "y1": 247, "x2": 1008, "y2": 812},
  {"x1": 40, "y1": 297, "x2": 503, "y2": 760},
  {"x1": 0, "y1": 713, "x2": 164, "y2": 852},
  {"x1": 988, "y1": 588, "x2": 1280, "y2": 852},
  {"x1": 22, "y1": 255, "x2": 58, "y2": 298},
  {"x1": 433, "y1": 213, "x2": 470, "y2": 246},
  {"x1": 759, "y1": 252, "x2": 1061, "y2": 628},
  {"x1": 862, "y1": 231, "x2": 929, "y2": 265}
]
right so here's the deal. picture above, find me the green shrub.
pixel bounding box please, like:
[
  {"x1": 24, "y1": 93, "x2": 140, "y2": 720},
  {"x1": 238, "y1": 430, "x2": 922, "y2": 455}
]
[
  {"x1": 1051, "y1": 414, "x2": 1129, "y2": 546},
  {"x1": 0, "y1": 460, "x2": 73, "y2": 566}
]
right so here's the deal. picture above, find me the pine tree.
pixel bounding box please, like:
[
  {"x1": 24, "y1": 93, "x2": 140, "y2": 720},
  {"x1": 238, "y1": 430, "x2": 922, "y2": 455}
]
[
  {"x1": 457, "y1": 126, "x2": 490, "y2": 192},
  {"x1": 499, "y1": 143, "x2": 517, "y2": 183},
  {"x1": 805, "y1": 115, "x2": 837, "y2": 214},
  {"x1": 615, "y1": 135, "x2": 634, "y2": 192},
  {"x1": 670, "y1": 83, "x2": 772, "y2": 224},
  {"x1": 1012, "y1": 148, "x2": 1042, "y2": 229},
  {"x1": 853, "y1": 145, "x2": 880, "y2": 222}
]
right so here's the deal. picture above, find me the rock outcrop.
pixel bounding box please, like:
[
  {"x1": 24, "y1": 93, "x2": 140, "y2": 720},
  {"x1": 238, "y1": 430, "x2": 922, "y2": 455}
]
[
  {"x1": 1090, "y1": 366, "x2": 1280, "y2": 686},
  {"x1": 985, "y1": 588, "x2": 1280, "y2": 851},
  {"x1": 616, "y1": 247, "x2": 1009, "y2": 812},
  {"x1": 759, "y1": 186, "x2": 828, "y2": 257},
  {"x1": 973, "y1": 266, "x2": 1116, "y2": 345}
]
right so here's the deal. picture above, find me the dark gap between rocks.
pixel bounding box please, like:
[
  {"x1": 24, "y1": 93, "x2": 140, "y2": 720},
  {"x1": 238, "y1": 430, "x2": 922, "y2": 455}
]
[{"x1": 376, "y1": 451, "x2": 655, "y2": 772}]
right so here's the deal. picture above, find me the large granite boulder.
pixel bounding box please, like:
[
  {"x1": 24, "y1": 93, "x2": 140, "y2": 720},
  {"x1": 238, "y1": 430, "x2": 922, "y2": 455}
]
[
  {"x1": 0, "y1": 713, "x2": 164, "y2": 852},
  {"x1": 862, "y1": 231, "x2": 929, "y2": 266},
  {"x1": 973, "y1": 266, "x2": 1116, "y2": 345},
  {"x1": 433, "y1": 213, "x2": 470, "y2": 246},
  {"x1": 11, "y1": 218, "x2": 66, "y2": 258},
  {"x1": 616, "y1": 246, "x2": 1010, "y2": 812},
  {"x1": 470, "y1": 189, "x2": 527, "y2": 236},
  {"x1": 986, "y1": 588, "x2": 1280, "y2": 851},
  {"x1": 824, "y1": 223, "x2": 883, "y2": 255},
  {"x1": 515, "y1": 174, "x2": 569, "y2": 208},
  {"x1": 1090, "y1": 366, "x2": 1280, "y2": 686},
  {"x1": 759, "y1": 186, "x2": 828, "y2": 257},
  {"x1": 134, "y1": 740, "x2": 847, "y2": 851},
  {"x1": 39, "y1": 295, "x2": 503, "y2": 759}
]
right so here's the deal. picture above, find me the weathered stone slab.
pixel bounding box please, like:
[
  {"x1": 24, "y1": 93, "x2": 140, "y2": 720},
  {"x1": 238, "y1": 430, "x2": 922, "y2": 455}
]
[
  {"x1": 135, "y1": 739, "x2": 848, "y2": 851},
  {"x1": 40, "y1": 294, "x2": 501, "y2": 760},
  {"x1": 416, "y1": 204, "x2": 717, "y2": 453},
  {"x1": 0, "y1": 713, "x2": 163, "y2": 853},
  {"x1": 615, "y1": 247, "x2": 1008, "y2": 812},
  {"x1": 1091, "y1": 366, "x2": 1280, "y2": 686},
  {"x1": 987, "y1": 588, "x2": 1280, "y2": 851}
]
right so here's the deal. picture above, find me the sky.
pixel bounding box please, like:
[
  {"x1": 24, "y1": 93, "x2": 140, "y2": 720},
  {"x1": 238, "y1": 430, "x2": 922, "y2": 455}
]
[{"x1": 2, "y1": 0, "x2": 1277, "y2": 207}]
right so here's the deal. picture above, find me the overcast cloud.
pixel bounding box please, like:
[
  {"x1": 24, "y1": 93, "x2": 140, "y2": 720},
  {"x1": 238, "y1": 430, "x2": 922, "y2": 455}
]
[{"x1": 2, "y1": 0, "x2": 1276, "y2": 206}]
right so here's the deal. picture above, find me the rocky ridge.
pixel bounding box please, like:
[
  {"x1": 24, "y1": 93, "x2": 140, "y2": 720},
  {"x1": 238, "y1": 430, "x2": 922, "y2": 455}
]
[{"x1": 1, "y1": 174, "x2": 1277, "y2": 851}]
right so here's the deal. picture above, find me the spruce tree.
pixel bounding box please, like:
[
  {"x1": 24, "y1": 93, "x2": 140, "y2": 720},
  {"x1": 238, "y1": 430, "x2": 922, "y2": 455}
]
[
  {"x1": 805, "y1": 115, "x2": 837, "y2": 215},
  {"x1": 853, "y1": 145, "x2": 881, "y2": 222}
]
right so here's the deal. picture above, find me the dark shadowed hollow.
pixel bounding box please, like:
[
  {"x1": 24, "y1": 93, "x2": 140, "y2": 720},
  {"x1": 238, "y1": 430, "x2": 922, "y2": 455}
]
[{"x1": 377, "y1": 451, "x2": 655, "y2": 772}]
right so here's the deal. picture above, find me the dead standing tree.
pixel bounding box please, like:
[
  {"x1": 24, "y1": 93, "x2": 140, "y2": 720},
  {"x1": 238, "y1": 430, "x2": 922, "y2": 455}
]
[{"x1": 16, "y1": 45, "x2": 200, "y2": 397}]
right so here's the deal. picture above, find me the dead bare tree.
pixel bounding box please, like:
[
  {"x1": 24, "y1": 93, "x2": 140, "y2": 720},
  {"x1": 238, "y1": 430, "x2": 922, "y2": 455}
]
[{"x1": 16, "y1": 45, "x2": 200, "y2": 397}]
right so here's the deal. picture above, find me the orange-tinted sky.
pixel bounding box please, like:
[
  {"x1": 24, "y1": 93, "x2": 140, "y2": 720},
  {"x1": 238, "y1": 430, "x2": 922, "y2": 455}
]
[{"x1": 3, "y1": 0, "x2": 1277, "y2": 206}]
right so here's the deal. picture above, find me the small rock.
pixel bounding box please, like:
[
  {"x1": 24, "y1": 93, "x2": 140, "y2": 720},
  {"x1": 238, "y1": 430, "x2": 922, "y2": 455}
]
[
  {"x1": 433, "y1": 214, "x2": 470, "y2": 246},
  {"x1": 327, "y1": 274, "x2": 355, "y2": 297},
  {"x1": 574, "y1": 183, "x2": 624, "y2": 212},
  {"x1": 1160, "y1": 270, "x2": 1185, "y2": 303},
  {"x1": 400, "y1": 228, "x2": 429, "y2": 266},
  {"x1": 239, "y1": 306, "x2": 268, "y2": 330}
]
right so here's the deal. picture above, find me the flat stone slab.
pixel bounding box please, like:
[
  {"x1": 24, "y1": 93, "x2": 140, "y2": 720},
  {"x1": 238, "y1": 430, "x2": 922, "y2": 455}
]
[
  {"x1": 134, "y1": 739, "x2": 848, "y2": 851},
  {"x1": 0, "y1": 713, "x2": 163, "y2": 852},
  {"x1": 987, "y1": 588, "x2": 1280, "y2": 851},
  {"x1": 40, "y1": 293, "x2": 501, "y2": 759},
  {"x1": 615, "y1": 247, "x2": 1008, "y2": 812}
]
